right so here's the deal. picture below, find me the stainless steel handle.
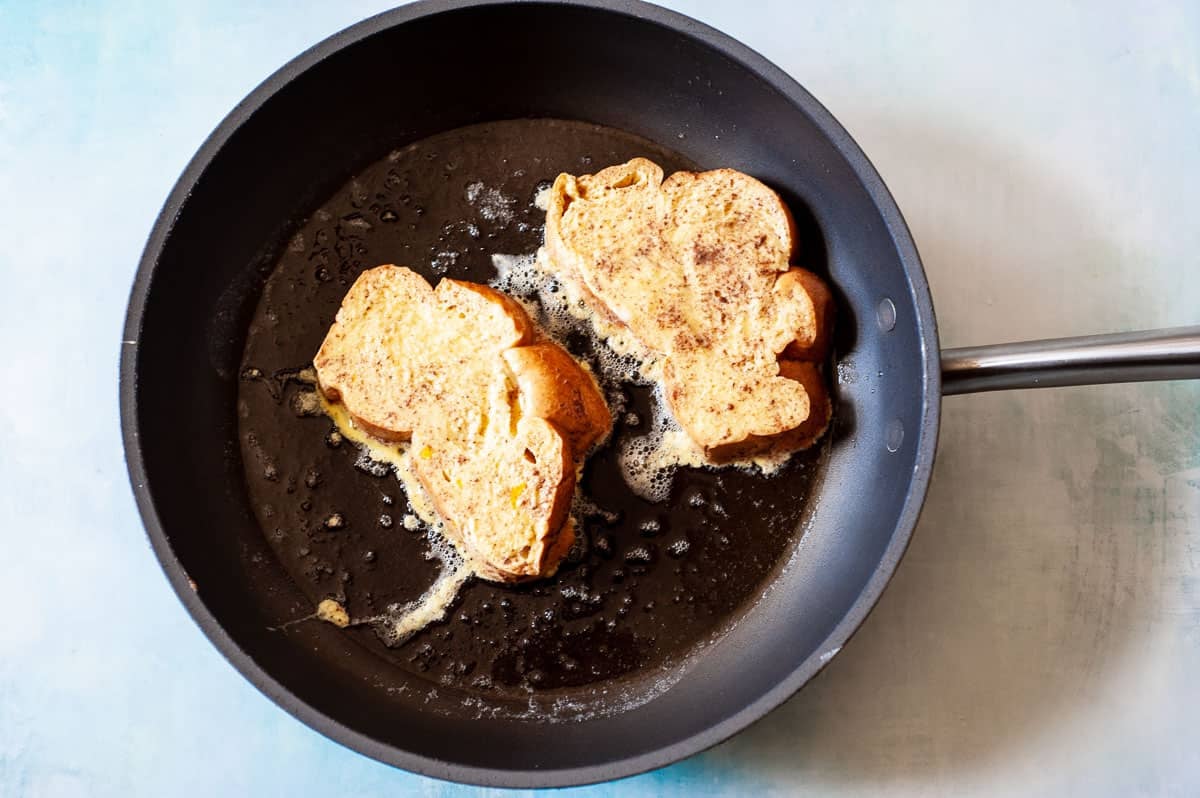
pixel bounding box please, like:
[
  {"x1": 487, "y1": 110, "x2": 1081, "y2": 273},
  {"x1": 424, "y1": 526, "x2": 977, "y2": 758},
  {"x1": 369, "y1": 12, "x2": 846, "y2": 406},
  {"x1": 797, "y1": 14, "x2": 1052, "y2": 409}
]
[{"x1": 941, "y1": 326, "x2": 1200, "y2": 395}]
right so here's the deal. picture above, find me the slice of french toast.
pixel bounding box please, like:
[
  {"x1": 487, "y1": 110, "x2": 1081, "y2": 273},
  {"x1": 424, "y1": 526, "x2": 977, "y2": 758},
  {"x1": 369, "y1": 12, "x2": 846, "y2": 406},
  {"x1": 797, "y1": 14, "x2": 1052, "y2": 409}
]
[
  {"x1": 314, "y1": 265, "x2": 610, "y2": 582},
  {"x1": 543, "y1": 158, "x2": 833, "y2": 460}
]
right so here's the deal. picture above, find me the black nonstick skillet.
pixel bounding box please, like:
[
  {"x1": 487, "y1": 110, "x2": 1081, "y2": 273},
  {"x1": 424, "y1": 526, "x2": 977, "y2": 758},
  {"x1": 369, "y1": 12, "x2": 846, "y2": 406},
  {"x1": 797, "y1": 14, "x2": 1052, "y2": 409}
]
[{"x1": 120, "y1": 0, "x2": 1200, "y2": 787}]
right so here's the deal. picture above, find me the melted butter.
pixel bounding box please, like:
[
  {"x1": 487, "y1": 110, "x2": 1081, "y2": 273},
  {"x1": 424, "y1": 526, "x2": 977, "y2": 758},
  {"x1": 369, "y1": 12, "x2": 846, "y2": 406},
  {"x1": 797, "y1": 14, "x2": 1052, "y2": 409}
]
[{"x1": 376, "y1": 560, "x2": 474, "y2": 645}]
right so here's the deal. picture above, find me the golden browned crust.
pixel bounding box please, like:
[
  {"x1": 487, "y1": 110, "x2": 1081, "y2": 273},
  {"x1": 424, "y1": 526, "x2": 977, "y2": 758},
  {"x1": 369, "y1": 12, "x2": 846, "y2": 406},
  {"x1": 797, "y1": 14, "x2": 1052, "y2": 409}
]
[
  {"x1": 502, "y1": 344, "x2": 612, "y2": 457},
  {"x1": 543, "y1": 158, "x2": 834, "y2": 459},
  {"x1": 779, "y1": 268, "x2": 834, "y2": 362},
  {"x1": 313, "y1": 266, "x2": 609, "y2": 582}
]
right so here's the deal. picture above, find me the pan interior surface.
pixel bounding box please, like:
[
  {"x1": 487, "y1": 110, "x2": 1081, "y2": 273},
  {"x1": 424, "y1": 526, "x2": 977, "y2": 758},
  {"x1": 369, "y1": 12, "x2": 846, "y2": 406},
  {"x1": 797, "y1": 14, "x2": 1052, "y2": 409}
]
[
  {"x1": 238, "y1": 116, "x2": 828, "y2": 713},
  {"x1": 125, "y1": 1, "x2": 936, "y2": 786}
]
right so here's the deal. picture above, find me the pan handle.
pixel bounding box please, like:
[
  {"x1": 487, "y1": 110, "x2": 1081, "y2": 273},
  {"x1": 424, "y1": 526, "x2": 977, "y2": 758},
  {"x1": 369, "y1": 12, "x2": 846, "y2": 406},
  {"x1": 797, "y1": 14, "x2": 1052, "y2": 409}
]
[{"x1": 941, "y1": 326, "x2": 1200, "y2": 395}]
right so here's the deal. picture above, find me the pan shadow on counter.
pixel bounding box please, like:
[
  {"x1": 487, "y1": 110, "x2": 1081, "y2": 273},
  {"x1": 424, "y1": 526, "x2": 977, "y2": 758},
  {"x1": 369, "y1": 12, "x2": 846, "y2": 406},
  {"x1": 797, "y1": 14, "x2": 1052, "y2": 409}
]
[{"x1": 662, "y1": 118, "x2": 1200, "y2": 794}]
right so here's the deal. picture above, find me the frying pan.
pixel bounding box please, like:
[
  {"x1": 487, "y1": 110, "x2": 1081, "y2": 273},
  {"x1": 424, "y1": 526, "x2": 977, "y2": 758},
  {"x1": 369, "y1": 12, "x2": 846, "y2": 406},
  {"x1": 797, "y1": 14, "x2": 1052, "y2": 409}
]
[{"x1": 120, "y1": 0, "x2": 1200, "y2": 788}]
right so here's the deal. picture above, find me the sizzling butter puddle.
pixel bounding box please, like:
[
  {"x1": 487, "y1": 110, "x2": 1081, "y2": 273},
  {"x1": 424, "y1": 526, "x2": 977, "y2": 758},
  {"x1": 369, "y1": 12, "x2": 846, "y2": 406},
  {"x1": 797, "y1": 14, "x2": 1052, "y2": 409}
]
[
  {"x1": 286, "y1": 190, "x2": 797, "y2": 642},
  {"x1": 237, "y1": 120, "x2": 830, "y2": 711},
  {"x1": 291, "y1": 243, "x2": 800, "y2": 642}
]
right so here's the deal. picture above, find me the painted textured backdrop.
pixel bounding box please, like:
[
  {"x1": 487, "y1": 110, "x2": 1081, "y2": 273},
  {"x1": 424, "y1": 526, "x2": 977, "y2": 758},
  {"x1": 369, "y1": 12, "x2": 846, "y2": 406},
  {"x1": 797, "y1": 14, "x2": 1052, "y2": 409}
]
[{"x1": 1, "y1": 1, "x2": 1198, "y2": 796}]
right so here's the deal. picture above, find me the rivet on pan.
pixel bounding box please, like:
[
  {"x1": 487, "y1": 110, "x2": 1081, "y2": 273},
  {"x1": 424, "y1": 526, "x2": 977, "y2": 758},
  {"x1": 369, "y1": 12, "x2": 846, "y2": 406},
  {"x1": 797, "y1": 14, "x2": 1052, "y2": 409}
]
[
  {"x1": 885, "y1": 419, "x2": 905, "y2": 453},
  {"x1": 876, "y1": 298, "x2": 897, "y2": 332}
]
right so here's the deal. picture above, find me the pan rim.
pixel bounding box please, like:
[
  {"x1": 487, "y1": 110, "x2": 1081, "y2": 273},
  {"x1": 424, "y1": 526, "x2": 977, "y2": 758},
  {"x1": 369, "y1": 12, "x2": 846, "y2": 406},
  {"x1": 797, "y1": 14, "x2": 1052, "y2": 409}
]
[{"x1": 119, "y1": 0, "x2": 942, "y2": 788}]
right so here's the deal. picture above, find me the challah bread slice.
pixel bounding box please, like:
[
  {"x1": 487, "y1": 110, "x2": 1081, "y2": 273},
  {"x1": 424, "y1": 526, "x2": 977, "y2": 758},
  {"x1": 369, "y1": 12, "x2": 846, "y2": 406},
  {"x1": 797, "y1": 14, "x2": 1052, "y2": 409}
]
[
  {"x1": 544, "y1": 158, "x2": 834, "y2": 460},
  {"x1": 313, "y1": 267, "x2": 533, "y2": 441},
  {"x1": 314, "y1": 265, "x2": 610, "y2": 581}
]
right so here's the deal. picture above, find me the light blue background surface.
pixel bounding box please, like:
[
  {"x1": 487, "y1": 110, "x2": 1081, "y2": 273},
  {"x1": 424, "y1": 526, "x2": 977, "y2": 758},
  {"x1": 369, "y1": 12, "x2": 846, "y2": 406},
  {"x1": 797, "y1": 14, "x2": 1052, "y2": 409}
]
[{"x1": 2, "y1": 1, "x2": 1199, "y2": 796}]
